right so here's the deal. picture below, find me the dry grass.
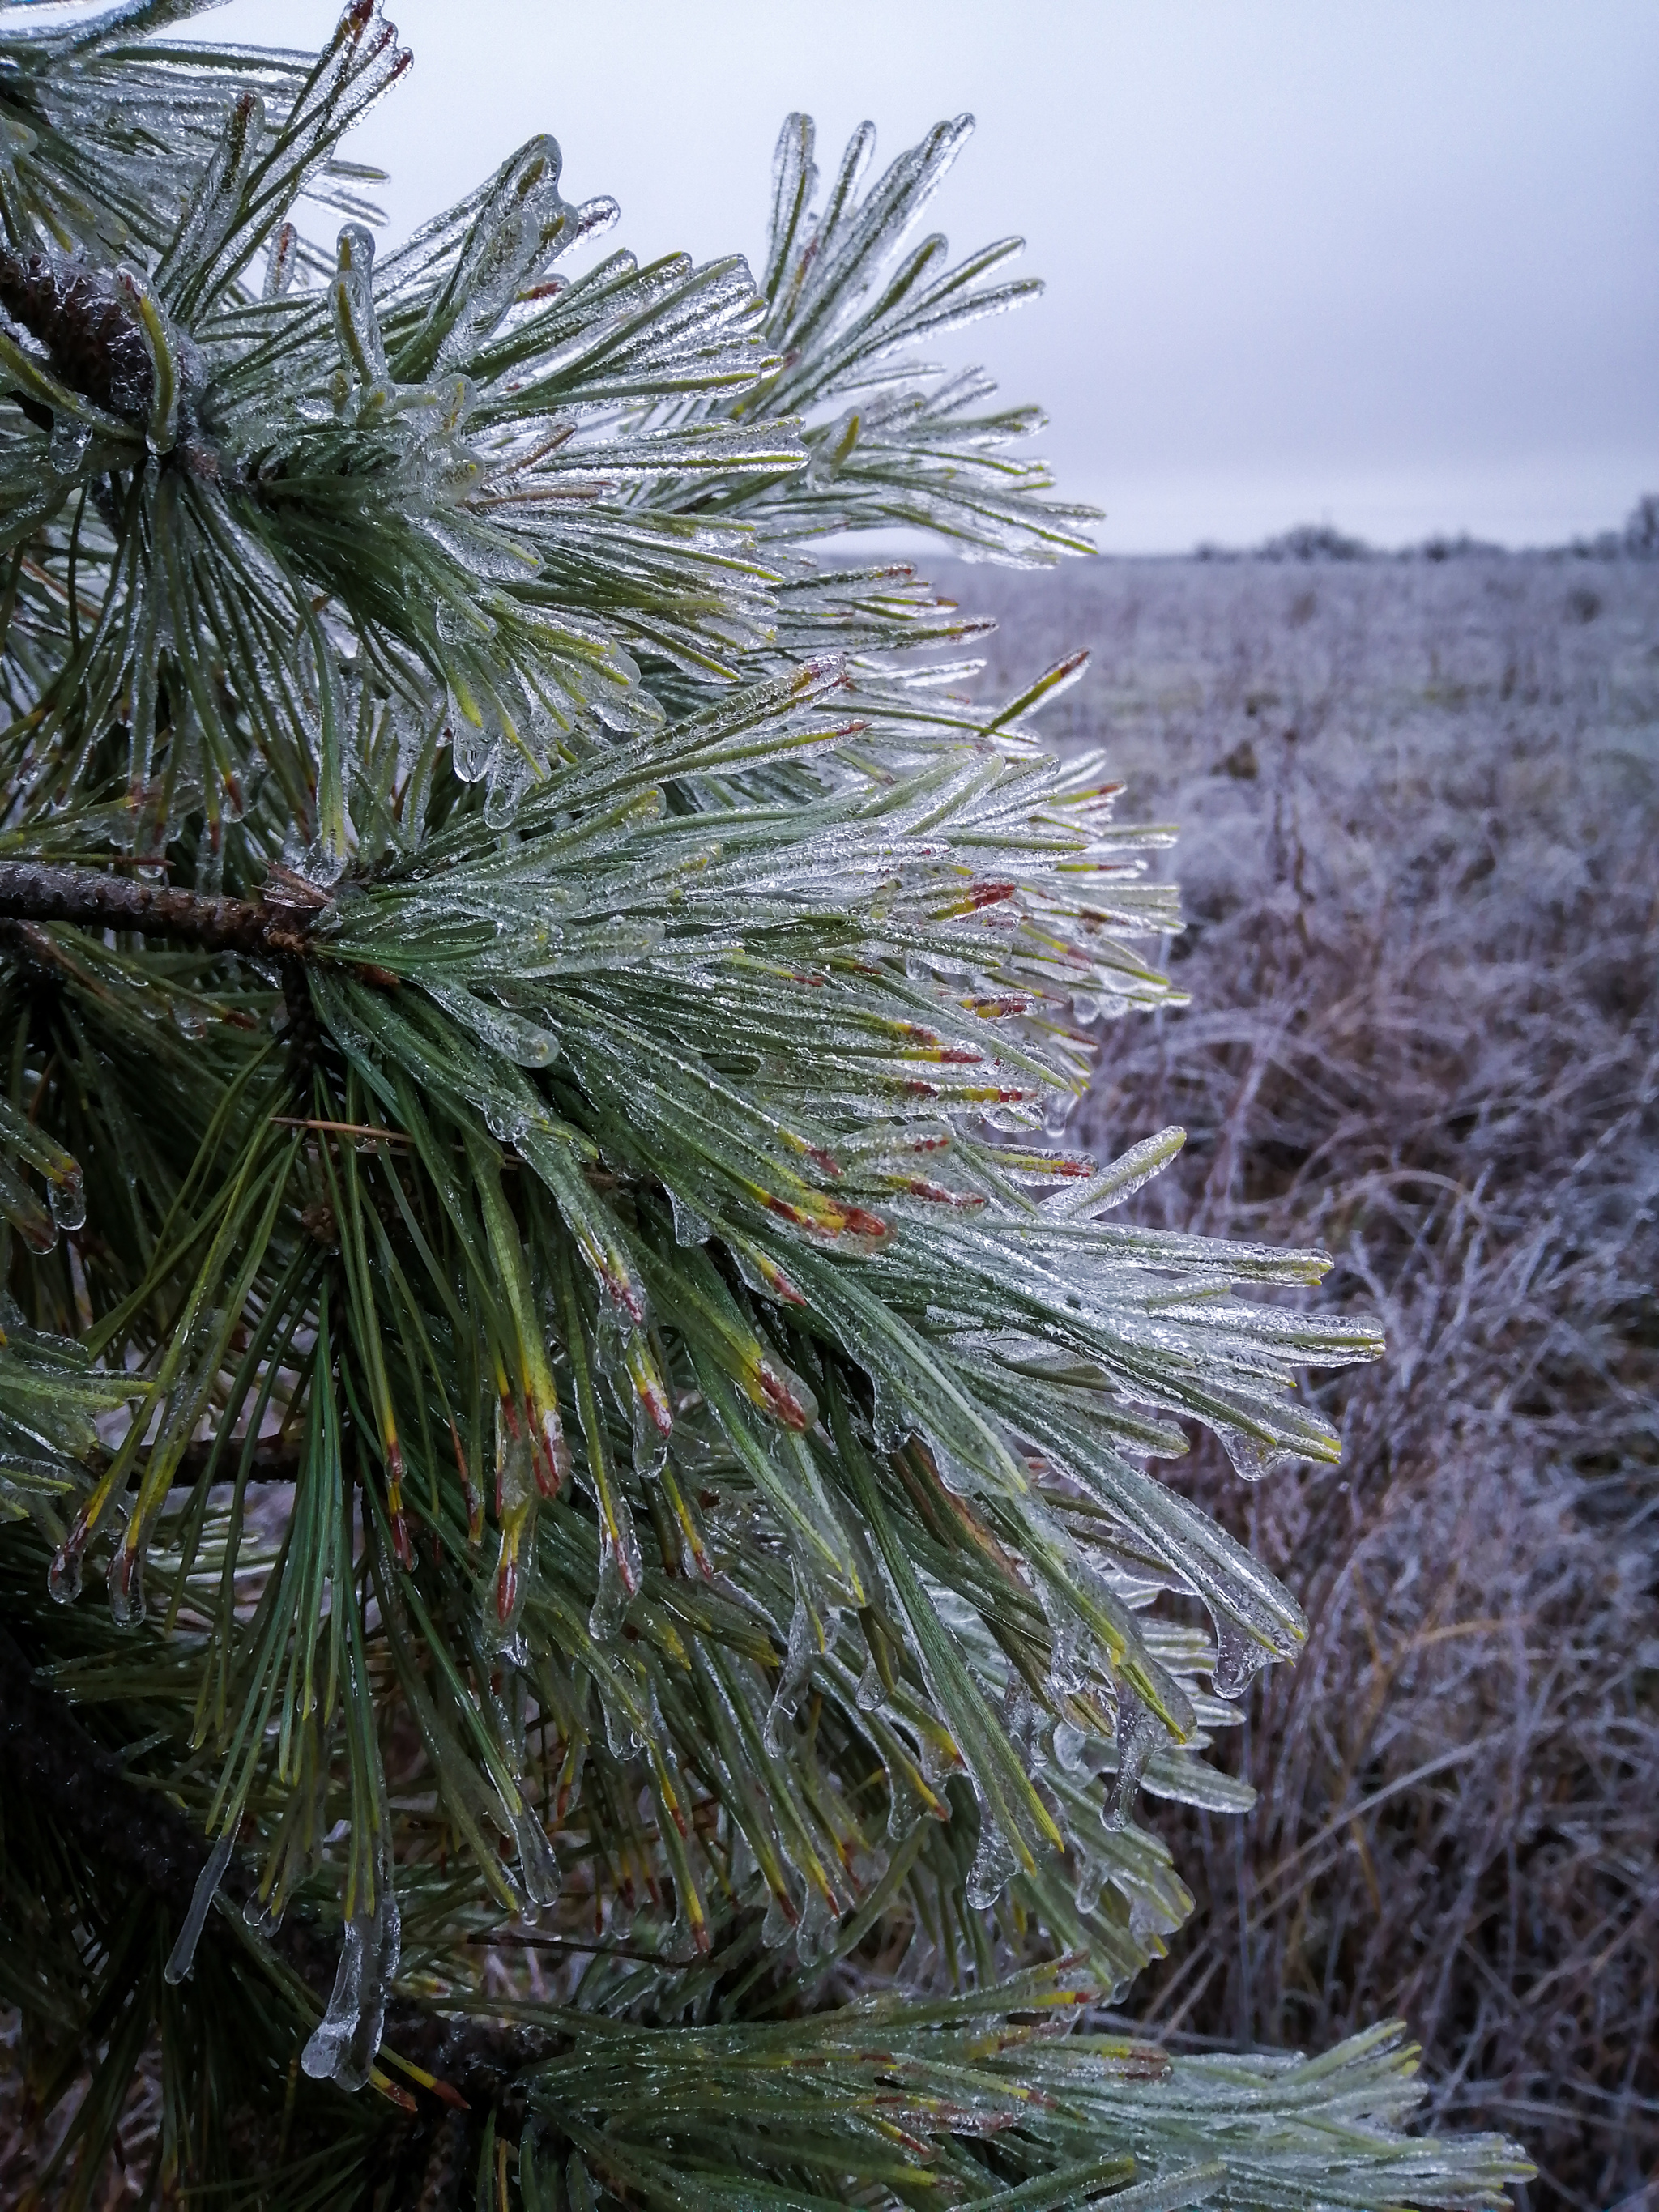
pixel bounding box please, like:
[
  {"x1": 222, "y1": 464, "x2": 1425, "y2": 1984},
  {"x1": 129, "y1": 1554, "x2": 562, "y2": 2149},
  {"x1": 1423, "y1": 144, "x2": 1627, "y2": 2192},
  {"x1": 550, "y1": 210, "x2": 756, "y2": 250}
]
[{"x1": 941, "y1": 548, "x2": 1659, "y2": 2209}]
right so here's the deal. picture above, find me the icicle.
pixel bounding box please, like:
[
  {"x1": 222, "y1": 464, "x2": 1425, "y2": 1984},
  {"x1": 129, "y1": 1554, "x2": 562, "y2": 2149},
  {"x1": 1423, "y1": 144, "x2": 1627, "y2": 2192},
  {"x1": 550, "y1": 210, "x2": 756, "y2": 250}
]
[
  {"x1": 430, "y1": 137, "x2": 583, "y2": 368},
  {"x1": 1002, "y1": 1675, "x2": 1038, "y2": 1764},
  {"x1": 763, "y1": 1582, "x2": 818, "y2": 1754},
  {"x1": 243, "y1": 1889, "x2": 284, "y2": 1937},
  {"x1": 107, "y1": 1535, "x2": 145, "y2": 1629},
  {"x1": 1043, "y1": 1124, "x2": 1187, "y2": 1219},
  {"x1": 300, "y1": 1885, "x2": 401, "y2": 2092},
  {"x1": 482, "y1": 749, "x2": 534, "y2": 828},
  {"x1": 484, "y1": 1396, "x2": 539, "y2": 1652},
  {"x1": 509, "y1": 1803, "x2": 561, "y2": 1912},
  {"x1": 1104, "y1": 1684, "x2": 1166, "y2": 1831},
  {"x1": 965, "y1": 1792, "x2": 1018, "y2": 1910},
  {"x1": 915, "y1": 1722, "x2": 952, "y2": 1794},
  {"x1": 1041, "y1": 1093, "x2": 1074, "y2": 1138},
  {"x1": 885, "y1": 1758, "x2": 929, "y2": 1843},
  {"x1": 795, "y1": 1883, "x2": 838, "y2": 1966},
  {"x1": 595, "y1": 1673, "x2": 642, "y2": 1758},
  {"x1": 725, "y1": 1817, "x2": 756, "y2": 1898},
  {"x1": 330, "y1": 220, "x2": 391, "y2": 407},
  {"x1": 588, "y1": 1522, "x2": 638, "y2": 1644},
  {"x1": 301, "y1": 1916, "x2": 366, "y2": 2084},
  {"x1": 263, "y1": 218, "x2": 299, "y2": 300},
  {"x1": 164, "y1": 1833, "x2": 235, "y2": 1985},
  {"x1": 1072, "y1": 1843, "x2": 1107, "y2": 1918},
  {"x1": 1043, "y1": 1602, "x2": 1091, "y2": 1704},
  {"x1": 449, "y1": 685, "x2": 501, "y2": 784}
]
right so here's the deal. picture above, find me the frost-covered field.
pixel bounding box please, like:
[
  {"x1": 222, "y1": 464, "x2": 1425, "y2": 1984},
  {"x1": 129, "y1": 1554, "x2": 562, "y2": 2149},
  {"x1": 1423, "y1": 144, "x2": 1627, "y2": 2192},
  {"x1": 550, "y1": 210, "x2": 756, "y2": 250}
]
[{"x1": 936, "y1": 552, "x2": 1659, "y2": 2208}]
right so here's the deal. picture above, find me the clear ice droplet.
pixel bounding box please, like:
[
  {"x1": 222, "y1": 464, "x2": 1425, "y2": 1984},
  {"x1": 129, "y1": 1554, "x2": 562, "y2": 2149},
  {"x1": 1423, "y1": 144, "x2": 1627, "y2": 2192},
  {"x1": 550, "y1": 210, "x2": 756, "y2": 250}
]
[
  {"x1": 452, "y1": 714, "x2": 497, "y2": 784},
  {"x1": 48, "y1": 418, "x2": 92, "y2": 475},
  {"x1": 668, "y1": 1189, "x2": 711, "y2": 1247},
  {"x1": 49, "y1": 1541, "x2": 83, "y2": 1605},
  {"x1": 243, "y1": 1889, "x2": 284, "y2": 1937},
  {"x1": 795, "y1": 1883, "x2": 838, "y2": 1965},
  {"x1": 1210, "y1": 1613, "x2": 1277, "y2": 1700},
  {"x1": 1051, "y1": 1719, "x2": 1089, "y2": 1773},
  {"x1": 48, "y1": 1167, "x2": 86, "y2": 1232},
  {"x1": 630, "y1": 1387, "x2": 669, "y2": 1484},
  {"x1": 1215, "y1": 1422, "x2": 1299, "y2": 1484}
]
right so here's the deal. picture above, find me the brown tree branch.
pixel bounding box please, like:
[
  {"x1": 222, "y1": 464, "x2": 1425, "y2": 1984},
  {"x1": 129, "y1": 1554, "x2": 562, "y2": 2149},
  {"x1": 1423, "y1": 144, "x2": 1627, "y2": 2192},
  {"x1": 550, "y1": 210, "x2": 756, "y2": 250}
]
[{"x1": 0, "y1": 860, "x2": 314, "y2": 957}]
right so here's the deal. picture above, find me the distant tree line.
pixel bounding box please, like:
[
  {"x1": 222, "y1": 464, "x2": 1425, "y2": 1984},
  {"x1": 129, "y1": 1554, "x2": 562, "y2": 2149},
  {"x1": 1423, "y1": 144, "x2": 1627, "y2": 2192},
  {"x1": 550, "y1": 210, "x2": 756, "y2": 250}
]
[{"x1": 1189, "y1": 492, "x2": 1659, "y2": 564}]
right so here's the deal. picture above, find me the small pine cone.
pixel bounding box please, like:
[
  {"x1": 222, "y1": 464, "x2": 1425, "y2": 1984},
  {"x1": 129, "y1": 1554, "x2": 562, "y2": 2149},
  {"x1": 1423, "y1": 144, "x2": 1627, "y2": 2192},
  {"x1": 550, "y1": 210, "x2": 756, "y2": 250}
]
[
  {"x1": 0, "y1": 246, "x2": 154, "y2": 420},
  {"x1": 416, "y1": 2111, "x2": 471, "y2": 2212}
]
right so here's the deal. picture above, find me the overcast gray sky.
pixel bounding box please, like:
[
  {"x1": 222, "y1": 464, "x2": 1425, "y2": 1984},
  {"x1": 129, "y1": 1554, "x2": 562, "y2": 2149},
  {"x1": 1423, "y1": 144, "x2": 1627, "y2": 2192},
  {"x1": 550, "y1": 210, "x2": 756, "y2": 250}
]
[{"x1": 202, "y1": 1, "x2": 1657, "y2": 550}]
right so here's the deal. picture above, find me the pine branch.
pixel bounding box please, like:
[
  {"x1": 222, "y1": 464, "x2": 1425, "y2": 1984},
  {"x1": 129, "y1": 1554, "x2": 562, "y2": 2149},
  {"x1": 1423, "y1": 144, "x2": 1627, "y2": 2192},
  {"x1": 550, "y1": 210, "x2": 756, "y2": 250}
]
[
  {"x1": 0, "y1": 860, "x2": 313, "y2": 956},
  {"x1": 0, "y1": 9, "x2": 1537, "y2": 2201},
  {"x1": 80, "y1": 1433, "x2": 306, "y2": 1487}
]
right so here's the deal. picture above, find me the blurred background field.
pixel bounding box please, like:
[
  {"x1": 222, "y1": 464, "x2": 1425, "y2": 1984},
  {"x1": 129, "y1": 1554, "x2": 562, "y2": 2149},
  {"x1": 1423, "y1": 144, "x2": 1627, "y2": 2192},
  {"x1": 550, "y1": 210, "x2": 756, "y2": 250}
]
[{"x1": 934, "y1": 545, "x2": 1659, "y2": 2209}]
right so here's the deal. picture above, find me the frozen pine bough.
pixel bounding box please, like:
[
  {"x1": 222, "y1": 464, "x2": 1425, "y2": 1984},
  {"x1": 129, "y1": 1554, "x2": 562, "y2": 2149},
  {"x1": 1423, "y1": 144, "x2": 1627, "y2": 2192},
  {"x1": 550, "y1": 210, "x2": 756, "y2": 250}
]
[{"x1": 0, "y1": 5, "x2": 1529, "y2": 2204}]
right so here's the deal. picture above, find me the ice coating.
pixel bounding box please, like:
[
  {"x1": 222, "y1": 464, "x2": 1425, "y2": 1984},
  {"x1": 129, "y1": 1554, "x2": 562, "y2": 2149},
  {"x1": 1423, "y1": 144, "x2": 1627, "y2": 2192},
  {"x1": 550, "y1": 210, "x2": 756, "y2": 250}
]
[
  {"x1": 763, "y1": 1584, "x2": 819, "y2": 1754},
  {"x1": 965, "y1": 1792, "x2": 1019, "y2": 1909},
  {"x1": 107, "y1": 1536, "x2": 145, "y2": 1630},
  {"x1": 1105, "y1": 1686, "x2": 1166, "y2": 1832},
  {"x1": 300, "y1": 1886, "x2": 401, "y2": 2091},
  {"x1": 510, "y1": 1803, "x2": 561, "y2": 1912},
  {"x1": 588, "y1": 1510, "x2": 642, "y2": 1644},
  {"x1": 164, "y1": 1833, "x2": 236, "y2": 1986}
]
